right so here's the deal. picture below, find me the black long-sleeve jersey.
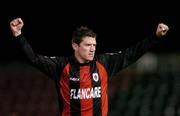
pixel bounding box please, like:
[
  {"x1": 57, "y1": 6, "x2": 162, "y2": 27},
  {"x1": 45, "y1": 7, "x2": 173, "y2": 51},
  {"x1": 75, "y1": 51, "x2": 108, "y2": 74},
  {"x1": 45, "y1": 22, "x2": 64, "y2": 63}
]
[{"x1": 16, "y1": 35, "x2": 159, "y2": 116}]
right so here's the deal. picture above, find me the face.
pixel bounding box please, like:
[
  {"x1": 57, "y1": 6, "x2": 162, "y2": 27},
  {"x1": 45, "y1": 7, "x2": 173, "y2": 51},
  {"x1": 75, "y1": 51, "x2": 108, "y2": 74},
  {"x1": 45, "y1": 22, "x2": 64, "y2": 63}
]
[{"x1": 72, "y1": 37, "x2": 96, "y2": 63}]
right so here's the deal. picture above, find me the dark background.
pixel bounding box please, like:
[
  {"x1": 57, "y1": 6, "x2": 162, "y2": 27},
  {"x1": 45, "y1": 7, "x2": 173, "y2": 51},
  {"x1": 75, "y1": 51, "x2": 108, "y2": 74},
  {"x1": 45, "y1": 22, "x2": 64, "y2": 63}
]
[
  {"x1": 0, "y1": 1, "x2": 180, "y2": 116},
  {"x1": 0, "y1": 1, "x2": 179, "y2": 61}
]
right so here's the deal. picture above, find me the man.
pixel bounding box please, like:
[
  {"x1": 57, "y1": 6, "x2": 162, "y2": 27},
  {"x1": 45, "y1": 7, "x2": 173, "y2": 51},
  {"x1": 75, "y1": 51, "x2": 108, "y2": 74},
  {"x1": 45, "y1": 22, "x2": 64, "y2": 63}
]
[{"x1": 10, "y1": 17, "x2": 169, "y2": 116}]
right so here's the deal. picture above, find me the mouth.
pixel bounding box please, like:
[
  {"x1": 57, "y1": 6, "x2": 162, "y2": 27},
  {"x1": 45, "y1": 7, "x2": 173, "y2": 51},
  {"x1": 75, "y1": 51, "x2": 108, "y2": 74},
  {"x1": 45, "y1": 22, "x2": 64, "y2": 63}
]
[{"x1": 88, "y1": 54, "x2": 94, "y2": 57}]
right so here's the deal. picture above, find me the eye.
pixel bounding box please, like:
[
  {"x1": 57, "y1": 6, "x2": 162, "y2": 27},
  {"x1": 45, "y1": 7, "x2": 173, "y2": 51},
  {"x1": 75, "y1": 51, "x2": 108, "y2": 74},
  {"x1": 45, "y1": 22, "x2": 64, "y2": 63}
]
[{"x1": 85, "y1": 44, "x2": 91, "y2": 46}]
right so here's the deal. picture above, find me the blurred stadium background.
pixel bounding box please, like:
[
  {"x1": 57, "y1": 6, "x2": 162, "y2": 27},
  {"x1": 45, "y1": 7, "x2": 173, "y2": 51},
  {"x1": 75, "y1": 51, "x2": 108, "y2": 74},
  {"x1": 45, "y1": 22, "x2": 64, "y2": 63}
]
[{"x1": 1, "y1": 1, "x2": 180, "y2": 116}]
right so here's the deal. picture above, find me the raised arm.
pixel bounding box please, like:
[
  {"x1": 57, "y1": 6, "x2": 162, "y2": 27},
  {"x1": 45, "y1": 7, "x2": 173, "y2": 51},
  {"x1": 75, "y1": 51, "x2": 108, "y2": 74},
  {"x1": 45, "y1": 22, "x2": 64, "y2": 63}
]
[
  {"x1": 9, "y1": 18, "x2": 62, "y2": 79},
  {"x1": 98, "y1": 23, "x2": 169, "y2": 78}
]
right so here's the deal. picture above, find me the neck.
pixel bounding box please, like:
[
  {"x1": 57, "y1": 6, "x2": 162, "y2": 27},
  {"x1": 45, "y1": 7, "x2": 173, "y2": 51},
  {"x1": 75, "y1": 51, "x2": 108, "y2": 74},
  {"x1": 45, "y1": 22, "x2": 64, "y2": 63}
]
[{"x1": 74, "y1": 53, "x2": 89, "y2": 64}]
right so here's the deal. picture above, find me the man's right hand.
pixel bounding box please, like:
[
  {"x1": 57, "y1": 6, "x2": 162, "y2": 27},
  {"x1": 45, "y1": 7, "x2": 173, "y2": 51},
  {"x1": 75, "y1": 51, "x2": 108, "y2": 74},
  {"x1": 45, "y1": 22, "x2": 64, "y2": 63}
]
[{"x1": 10, "y1": 18, "x2": 24, "y2": 37}]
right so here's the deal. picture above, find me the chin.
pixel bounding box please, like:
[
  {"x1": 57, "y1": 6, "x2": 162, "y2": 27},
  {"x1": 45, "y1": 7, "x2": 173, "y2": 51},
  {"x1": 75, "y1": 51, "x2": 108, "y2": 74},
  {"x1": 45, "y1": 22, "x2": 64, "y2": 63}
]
[
  {"x1": 89, "y1": 58, "x2": 94, "y2": 61},
  {"x1": 86, "y1": 57, "x2": 93, "y2": 61},
  {"x1": 89, "y1": 59, "x2": 93, "y2": 61},
  {"x1": 85, "y1": 56, "x2": 94, "y2": 61}
]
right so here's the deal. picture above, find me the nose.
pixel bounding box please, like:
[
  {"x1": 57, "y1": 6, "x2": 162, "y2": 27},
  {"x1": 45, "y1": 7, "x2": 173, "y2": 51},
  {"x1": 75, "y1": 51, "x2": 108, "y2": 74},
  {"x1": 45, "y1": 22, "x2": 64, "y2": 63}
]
[{"x1": 90, "y1": 45, "x2": 96, "y2": 52}]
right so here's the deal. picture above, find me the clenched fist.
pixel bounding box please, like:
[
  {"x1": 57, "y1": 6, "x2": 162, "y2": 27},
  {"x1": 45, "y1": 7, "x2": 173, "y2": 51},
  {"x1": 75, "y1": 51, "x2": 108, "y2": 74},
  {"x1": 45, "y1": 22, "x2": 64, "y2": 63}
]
[
  {"x1": 10, "y1": 18, "x2": 24, "y2": 37},
  {"x1": 156, "y1": 23, "x2": 169, "y2": 38}
]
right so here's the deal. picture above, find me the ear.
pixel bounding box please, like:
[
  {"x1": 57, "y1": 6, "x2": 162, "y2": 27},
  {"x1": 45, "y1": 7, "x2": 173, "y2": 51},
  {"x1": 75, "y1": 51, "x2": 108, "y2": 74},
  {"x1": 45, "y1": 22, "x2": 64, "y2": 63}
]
[{"x1": 72, "y1": 43, "x2": 78, "y2": 51}]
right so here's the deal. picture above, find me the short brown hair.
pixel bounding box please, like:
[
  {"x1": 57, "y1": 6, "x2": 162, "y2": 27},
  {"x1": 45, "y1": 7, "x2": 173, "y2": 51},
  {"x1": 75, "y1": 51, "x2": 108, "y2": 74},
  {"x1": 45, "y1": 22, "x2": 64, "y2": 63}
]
[{"x1": 72, "y1": 26, "x2": 96, "y2": 44}]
